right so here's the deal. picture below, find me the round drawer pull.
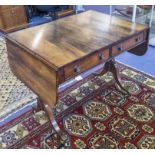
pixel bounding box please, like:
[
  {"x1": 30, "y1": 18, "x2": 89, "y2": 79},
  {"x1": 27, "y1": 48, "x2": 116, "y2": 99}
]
[
  {"x1": 135, "y1": 38, "x2": 139, "y2": 42},
  {"x1": 74, "y1": 66, "x2": 80, "y2": 73},
  {"x1": 117, "y1": 46, "x2": 123, "y2": 51},
  {"x1": 135, "y1": 37, "x2": 141, "y2": 42},
  {"x1": 99, "y1": 53, "x2": 105, "y2": 60}
]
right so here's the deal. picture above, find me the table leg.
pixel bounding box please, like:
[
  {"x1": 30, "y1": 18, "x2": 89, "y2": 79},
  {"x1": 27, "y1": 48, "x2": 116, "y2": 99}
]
[
  {"x1": 37, "y1": 98, "x2": 61, "y2": 131},
  {"x1": 93, "y1": 59, "x2": 129, "y2": 95},
  {"x1": 37, "y1": 98, "x2": 66, "y2": 148}
]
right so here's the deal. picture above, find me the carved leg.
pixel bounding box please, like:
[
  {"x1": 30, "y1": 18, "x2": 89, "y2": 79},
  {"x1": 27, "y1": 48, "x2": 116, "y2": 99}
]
[
  {"x1": 37, "y1": 98, "x2": 61, "y2": 132},
  {"x1": 93, "y1": 61, "x2": 109, "y2": 76},
  {"x1": 94, "y1": 59, "x2": 129, "y2": 95},
  {"x1": 108, "y1": 60, "x2": 129, "y2": 95},
  {"x1": 37, "y1": 98, "x2": 66, "y2": 148}
]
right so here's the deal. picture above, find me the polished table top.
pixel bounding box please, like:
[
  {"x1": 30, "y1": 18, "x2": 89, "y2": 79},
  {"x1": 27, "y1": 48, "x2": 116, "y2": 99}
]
[{"x1": 7, "y1": 10, "x2": 148, "y2": 69}]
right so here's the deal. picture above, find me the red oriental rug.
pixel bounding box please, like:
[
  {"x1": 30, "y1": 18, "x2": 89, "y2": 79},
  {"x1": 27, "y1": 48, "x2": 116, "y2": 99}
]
[{"x1": 1, "y1": 62, "x2": 155, "y2": 149}]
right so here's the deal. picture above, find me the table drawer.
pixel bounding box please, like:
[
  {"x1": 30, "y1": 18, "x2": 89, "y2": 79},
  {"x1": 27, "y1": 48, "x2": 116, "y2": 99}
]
[
  {"x1": 112, "y1": 32, "x2": 144, "y2": 57},
  {"x1": 64, "y1": 49, "x2": 109, "y2": 80}
]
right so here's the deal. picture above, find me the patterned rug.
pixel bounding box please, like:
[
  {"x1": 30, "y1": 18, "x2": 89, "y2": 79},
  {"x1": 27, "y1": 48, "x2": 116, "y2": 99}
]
[
  {"x1": 0, "y1": 110, "x2": 64, "y2": 149},
  {"x1": 0, "y1": 37, "x2": 37, "y2": 121},
  {"x1": 1, "y1": 60, "x2": 155, "y2": 149}
]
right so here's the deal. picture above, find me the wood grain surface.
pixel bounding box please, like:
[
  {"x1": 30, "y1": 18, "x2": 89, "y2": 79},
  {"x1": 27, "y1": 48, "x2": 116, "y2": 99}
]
[
  {"x1": 7, "y1": 40, "x2": 58, "y2": 112},
  {"x1": 0, "y1": 5, "x2": 27, "y2": 32},
  {"x1": 7, "y1": 10, "x2": 148, "y2": 69}
]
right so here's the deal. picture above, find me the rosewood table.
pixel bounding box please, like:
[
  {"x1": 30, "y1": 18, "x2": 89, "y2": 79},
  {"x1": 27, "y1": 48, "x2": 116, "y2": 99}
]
[{"x1": 5, "y1": 10, "x2": 149, "y2": 135}]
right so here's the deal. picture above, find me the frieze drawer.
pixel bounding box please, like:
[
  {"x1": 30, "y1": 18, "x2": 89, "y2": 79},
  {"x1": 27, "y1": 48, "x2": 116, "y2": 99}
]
[
  {"x1": 112, "y1": 32, "x2": 144, "y2": 57},
  {"x1": 64, "y1": 48, "x2": 110, "y2": 80}
]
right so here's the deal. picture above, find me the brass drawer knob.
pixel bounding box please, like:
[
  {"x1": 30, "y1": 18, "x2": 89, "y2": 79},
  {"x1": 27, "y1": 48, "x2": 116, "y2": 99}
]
[
  {"x1": 117, "y1": 46, "x2": 123, "y2": 51},
  {"x1": 74, "y1": 66, "x2": 80, "y2": 73},
  {"x1": 99, "y1": 53, "x2": 105, "y2": 60},
  {"x1": 135, "y1": 37, "x2": 140, "y2": 42}
]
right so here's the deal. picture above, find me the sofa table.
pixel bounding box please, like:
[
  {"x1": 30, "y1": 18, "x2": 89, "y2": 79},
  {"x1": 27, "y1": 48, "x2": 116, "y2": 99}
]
[{"x1": 5, "y1": 10, "x2": 149, "y2": 133}]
